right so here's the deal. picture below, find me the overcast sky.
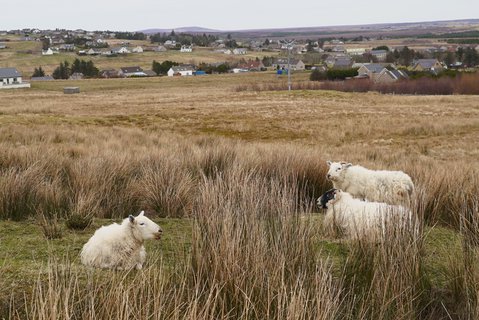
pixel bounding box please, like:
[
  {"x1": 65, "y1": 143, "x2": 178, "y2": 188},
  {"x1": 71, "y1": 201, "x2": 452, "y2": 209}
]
[{"x1": 2, "y1": 0, "x2": 478, "y2": 31}]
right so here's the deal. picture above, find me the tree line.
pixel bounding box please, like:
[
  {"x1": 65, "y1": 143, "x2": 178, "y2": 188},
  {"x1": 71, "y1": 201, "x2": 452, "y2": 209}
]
[
  {"x1": 52, "y1": 59, "x2": 99, "y2": 79},
  {"x1": 150, "y1": 31, "x2": 219, "y2": 47}
]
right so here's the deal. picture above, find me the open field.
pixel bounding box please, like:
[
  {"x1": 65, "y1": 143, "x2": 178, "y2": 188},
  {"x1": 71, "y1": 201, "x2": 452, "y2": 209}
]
[{"x1": 1, "y1": 73, "x2": 479, "y2": 319}]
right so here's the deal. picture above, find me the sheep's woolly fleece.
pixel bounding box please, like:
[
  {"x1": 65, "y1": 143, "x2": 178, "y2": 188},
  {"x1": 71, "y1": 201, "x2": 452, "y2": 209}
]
[
  {"x1": 326, "y1": 161, "x2": 414, "y2": 205},
  {"x1": 318, "y1": 189, "x2": 413, "y2": 239},
  {"x1": 81, "y1": 211, "x2": 162, "y2": 270}
]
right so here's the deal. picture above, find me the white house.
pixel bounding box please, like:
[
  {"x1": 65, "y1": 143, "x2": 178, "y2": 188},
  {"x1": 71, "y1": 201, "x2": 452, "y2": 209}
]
[
  {"x1": 346, "y1": 48, "x2": 366, "y2": 56},
  {"x1": 180, "y1": 45, "x2": 192, "y2": 53},
  {"x1": 0, "y1": 68, "x2": 30, "y2": 89},
  {"x1": 111, "y1": 46, "x2": 130, "y2": 54},
  {"x1": 167, "y1": 65, "x2": 194, "y2": 76},
  {"x1": 131, "y1": 46, "x2": 144, "y2": 53},
  {"x1": 233, "y1": 48, "x2": 247, "y2": 55},
  {"x1": 86, "y1": 48, "x2": 101, "y2": 55},
  {"x1": 164, "y1": 40, "x2": 176, "y2": 47},
  {"x1": 42, "y1": 48, "x2": 54, "y2": 55}
]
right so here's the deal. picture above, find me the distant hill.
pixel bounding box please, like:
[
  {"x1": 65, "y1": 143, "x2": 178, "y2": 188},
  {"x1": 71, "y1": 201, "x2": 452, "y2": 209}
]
[
  {"x1": 139, "y1": 19, "x2": 479, "y2": 39},
  {"x1": 139, "y1": 26, "x2": 221, "y2": 34}
]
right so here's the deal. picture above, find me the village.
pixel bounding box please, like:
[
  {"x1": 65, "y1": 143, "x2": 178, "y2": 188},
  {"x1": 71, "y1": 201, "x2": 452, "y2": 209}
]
[{"x1": 1, "y1": 27, "x2": 478, "y2": 90}]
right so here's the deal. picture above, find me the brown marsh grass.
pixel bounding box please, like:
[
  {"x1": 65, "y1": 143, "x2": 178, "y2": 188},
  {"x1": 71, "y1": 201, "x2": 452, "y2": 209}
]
[{"x1": 1, "y1": 74, "x2": 479, "y2": 319}]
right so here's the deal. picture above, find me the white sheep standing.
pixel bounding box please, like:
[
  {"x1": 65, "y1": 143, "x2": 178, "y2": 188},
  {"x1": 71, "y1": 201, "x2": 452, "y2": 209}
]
[
  {"x1": 326, "y1": 161, "x2": 414, "y2": 205},
  {"x1": 81, "y1": 211, "x2": 163, "y2": 270},
  {"x1": 318, "y1": 188, "x2": 412, "y2": 239}
]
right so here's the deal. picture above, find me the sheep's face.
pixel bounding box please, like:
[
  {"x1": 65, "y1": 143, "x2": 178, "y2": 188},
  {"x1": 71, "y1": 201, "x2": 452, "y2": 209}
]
[
  {"x1": 326, "y1": 161, "x2": 352, "y2": 182},
  {"x1": 318, "y1": 188, "x2": 341, "y2": 209},
  {"x1": 129, "y1": 211, "x2": 163, "y2": 240}
]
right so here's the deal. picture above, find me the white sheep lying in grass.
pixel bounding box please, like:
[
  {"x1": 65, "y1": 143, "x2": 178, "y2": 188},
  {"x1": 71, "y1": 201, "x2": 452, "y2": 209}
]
[
  {"x1": 318, "y1": 189, "x2": 412, "y2": 239},
  {"x1": 326, "y1": 161, "x2": 414, "y2": 205},
  {"x1": 81, "y1": 211, "x2": 162, "y2": 270}
]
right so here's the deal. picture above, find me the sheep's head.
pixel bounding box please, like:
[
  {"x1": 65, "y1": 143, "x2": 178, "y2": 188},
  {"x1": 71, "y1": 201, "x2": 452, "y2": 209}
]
[
  {"x1": 129, "y1": 211, "x2": 163, "y2": 240},
  {"x1": 326, "y1": 161, "x2": 352, "y2": 182},
  {"x1": 318, "y1": 188, "x2": 342, "y2": 209}
]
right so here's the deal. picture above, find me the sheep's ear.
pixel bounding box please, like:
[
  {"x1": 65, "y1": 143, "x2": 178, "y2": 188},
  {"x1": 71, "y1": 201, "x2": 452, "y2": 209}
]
[
  {"x1": 138, "y1": 210, "x2": 145, "y2": 217},
  {"x1": 129, "y1": 215, "x2": 135, "y2": 223},
  {"x1": 342, "y1": 163, "x2": 352, "y2": 169},
  {"x1": 326, "y1": 160, "x2": 332, "y2": 166}
]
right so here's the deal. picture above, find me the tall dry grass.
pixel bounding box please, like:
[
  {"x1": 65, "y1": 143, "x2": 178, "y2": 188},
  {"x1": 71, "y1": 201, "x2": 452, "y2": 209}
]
[
  {"x1": 10, "y1": 168, "x2": 477, "y2": 319},
  {"x1": 1, "y1": 130, "x2": 475, "y2": 229}
]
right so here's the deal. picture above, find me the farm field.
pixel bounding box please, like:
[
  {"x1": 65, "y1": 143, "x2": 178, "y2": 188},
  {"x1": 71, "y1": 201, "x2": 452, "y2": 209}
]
[{"x1": 1, "y1": 73, "x2": 479, "y2": 319}]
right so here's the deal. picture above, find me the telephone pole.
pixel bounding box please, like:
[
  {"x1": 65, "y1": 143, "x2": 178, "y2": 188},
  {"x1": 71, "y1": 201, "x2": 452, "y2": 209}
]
[{"x1": 286, "y1": 40, "x2": 295, "y2": 91}]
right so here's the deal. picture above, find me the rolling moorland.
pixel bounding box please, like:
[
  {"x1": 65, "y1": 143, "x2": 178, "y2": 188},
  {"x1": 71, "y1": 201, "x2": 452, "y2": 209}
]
[
  {"x1": 0, "y1": 72, "x2": 478, "y2": 319},
  {"x1": 1, "y1": 19, "x2": 479, "y2": 320}
]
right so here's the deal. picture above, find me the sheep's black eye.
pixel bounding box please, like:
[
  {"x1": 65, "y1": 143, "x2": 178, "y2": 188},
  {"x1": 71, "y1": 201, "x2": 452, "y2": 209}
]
[
  {"x1": 336, "y1": 168, "x2": 341, "y2": 171},
  {"x1": 139, "y1": 222, "x2": 145, "y2": 226}
]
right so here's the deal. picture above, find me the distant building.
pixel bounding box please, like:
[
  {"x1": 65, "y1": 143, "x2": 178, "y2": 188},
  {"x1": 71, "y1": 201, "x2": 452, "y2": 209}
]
[
  {"x1": 370, "y1": 50, "x2": 388, "y2": 61},
  {"x1": 111, "y1": 46, "x2": 130, "y2": 54},
  {"x1": 0, "y1": 68, "x2": 30, "y2": 89},
  {"x1": 332, "y1": 57, "x2": 353, "y2": 70},
  {"x1": 272, "y1": 58, "x2": 305, "y2": 71},
  {"x1": 167, "y1": 65, "x2": 195, "y2": 76},
  {"x1": 180, "y1": 45, "x2": 192, "y2": 53},
  {"x1": 131, "y1": 46, "x2": 144, "y2": 53},
  {"x1": 357, "y1": 63, "x2": 388, "y2": 81},
  {"x1": 119, "y1": 66, "x2": 147, "y2": 77},
  {"x1": 411, "y1": 59, "x2": 443, "y2": 73},
  {"x1": 155, "y1": 45, "x2": 167, "y2": 52},
  {"x1": 237, "y1": 60, "x2": 265, "y2": 71},
  {"x1": 346, "y1": 48, "x2": 366, "y2": 56},
  {"x1": 233, "y1": 48, "x2": 247, "y2": 55},
  {"x1": 375, "y1": 69, "x2": 408, "y2": 83},
  {"x1": 42, "y1": 48, "x2": 54, "y2": 55}
]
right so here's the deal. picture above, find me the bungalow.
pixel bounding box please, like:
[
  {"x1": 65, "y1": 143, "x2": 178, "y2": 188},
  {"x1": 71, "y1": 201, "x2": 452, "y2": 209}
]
[
  {"x1": 412, "y1": 59, "x2": 443, "y2": 73},
  {"x1": 167, "y1": 65, "x2": 195, "y2": 76},
  {"x1": 0, "y1": 68, "x2": 30, "y2": 89},
  {"x1": 111, "y1": 46, "x2": 130, "y2": 54},
  {"x1": 119, "y1": 66, "x2": 147, "y2": 77},
  {"x1": 180, "y1": 45, "x2": 193, "y2": 53},
  {"x1": 233, "y1": 48, "x2": 247, "y2": 55},
  {"x1": 357, "y1": 63, "x2": 389, "y2": 81},
  {"x1": 272, "y1": 58, "x2": 305, "y2": 71},
  {"x1": 131, "y1": 46, "x2": 144, "y2": 53}
]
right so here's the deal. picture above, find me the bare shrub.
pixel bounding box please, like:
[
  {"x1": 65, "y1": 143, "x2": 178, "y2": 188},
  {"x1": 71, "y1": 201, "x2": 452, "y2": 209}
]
[
  {"x1": 36, "y1": 209, "x2": 63, "y2": 240},
  {"x1": 135, "y1": 156, "x2": 195, "y2": 218}
]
